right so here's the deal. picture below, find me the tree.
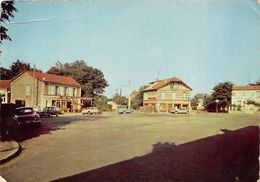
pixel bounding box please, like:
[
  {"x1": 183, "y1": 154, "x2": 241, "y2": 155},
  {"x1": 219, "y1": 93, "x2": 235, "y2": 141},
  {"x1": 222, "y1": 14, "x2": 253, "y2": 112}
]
[
  {"x1": 190, "y1": 96, "x2": 199, "y2": 110},
  {"x1": 9, "y1": 60, "x2": 30, "y2": 78},
  {"x1": 131, "y1": 85, "x2": 148, "y2": 109},
  {"x1": 0, "y1": 67, "x2": 11, "y2": 79},
  {"x1": 48, "y1": 60, "x2": 109, "y2": 97},
  {"x1": 92, "y1": 95, "x2": 111, "y2": 111},
  {"x1": 249, "y1": 79, "x2": 260, "y2": 86},
  {"x1": 1, "y1": 0, "x2": 17, "y2": 43},
  {"x1": 113, "y1": 93, "x2": 128, "y2": 106},
  {"x1": 205, "y1": 82, "x2": 233, "y2": 112},
  {"x1": 0, "y1": 60, "x2": 41, "y2": 80}
]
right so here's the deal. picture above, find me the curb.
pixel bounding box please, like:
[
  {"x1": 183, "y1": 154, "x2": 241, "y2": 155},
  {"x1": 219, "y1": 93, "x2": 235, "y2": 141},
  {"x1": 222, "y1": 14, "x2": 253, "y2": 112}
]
[{"x1": 0, "y1": 142, "x2": 22, "y2": 165}]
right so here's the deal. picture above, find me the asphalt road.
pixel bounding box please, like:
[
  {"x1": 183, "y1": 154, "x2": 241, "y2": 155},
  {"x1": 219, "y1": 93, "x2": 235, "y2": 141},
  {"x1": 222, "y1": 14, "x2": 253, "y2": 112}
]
[{"x1": 0, "y1": 112, "x2": 259, "y2": 182}]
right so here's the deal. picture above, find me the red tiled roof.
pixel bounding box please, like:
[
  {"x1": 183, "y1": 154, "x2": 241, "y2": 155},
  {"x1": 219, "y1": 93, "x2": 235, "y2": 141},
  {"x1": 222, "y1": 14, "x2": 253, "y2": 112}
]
[
  {"x1": 27, "y1": 71, "x2": 81, "y2": 87},
  {"x1": 0, "y1": 80, "x2": 11, "y2": 89},
  {"x1": 233, "y1": 85, "x2": 260, "y2": 91},
  {"x1": 143, "y1": 77, "x2": 192, "y2": 92}
]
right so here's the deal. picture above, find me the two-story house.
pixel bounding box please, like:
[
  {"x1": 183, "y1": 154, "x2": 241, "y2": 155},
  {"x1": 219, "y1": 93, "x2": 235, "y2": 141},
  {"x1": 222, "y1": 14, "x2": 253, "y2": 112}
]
[
  {"x1": 11, "y1": 71, "x2": 82, "y2": 112},
  {"x1": 143, "y1": 77, "x2": 192, "y2": 112},
  {"x1": 0, "y1": 80, "x2": 11, "y2": 103},
  {"x1": 231, "y1": 85, "x2": 260, "y2": 111}
]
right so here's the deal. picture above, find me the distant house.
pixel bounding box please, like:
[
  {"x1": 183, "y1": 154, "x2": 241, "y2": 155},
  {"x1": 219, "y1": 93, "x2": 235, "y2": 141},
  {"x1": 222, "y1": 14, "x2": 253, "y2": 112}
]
[
  {"x1": 11, "y1": 71, "x2": 83, "y2": 112},
  {"x1": 0, "y1": 80, "x2": 11, "y2": 103},
  {"x1": 107, "y1": 101, "x2": 118, "y2": 111},
  {"x1": 143, "y1": 77, "x2": 192, "y2": 112},
  {"x1": 231, "y1": 85, "x2": 260, "y2": 113},
  {"x1": 194, "y1": 93, "x2": 206, "y2": 110}
]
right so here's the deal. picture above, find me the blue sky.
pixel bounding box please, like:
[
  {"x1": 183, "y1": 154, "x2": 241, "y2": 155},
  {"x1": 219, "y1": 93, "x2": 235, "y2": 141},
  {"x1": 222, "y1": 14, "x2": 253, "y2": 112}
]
[{"x1": 1, "y1": 0, "x2": 260, "y2": 97}]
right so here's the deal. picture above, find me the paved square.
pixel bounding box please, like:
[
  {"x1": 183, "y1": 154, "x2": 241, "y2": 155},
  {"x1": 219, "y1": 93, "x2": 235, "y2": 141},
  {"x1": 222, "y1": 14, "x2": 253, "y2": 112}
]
[{"x1": 0, "y1": 112, "x2": 259, "y2": 181}]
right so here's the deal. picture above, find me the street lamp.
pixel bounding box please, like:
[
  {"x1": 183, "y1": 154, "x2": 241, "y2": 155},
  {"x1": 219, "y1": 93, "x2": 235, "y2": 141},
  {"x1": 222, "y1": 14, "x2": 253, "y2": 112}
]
[{"x1": 215, "y1": 99, "x2": 219, "y2": 113}]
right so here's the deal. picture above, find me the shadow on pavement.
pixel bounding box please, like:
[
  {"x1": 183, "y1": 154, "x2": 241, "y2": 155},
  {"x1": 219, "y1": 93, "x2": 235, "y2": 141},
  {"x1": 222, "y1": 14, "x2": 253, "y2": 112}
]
[
  {"x1": 53, "y1": 126, "x2": 259, "y2": 182},
  {"x1": 9, "y1": 115, "x2": 109, "y2": 142}
]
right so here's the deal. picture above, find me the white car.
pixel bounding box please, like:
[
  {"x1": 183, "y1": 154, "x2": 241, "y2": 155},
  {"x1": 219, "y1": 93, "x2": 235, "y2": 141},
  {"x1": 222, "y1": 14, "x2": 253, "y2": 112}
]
[{"x1": 81, "y1": 107, "x2": 101, "y2": 115}]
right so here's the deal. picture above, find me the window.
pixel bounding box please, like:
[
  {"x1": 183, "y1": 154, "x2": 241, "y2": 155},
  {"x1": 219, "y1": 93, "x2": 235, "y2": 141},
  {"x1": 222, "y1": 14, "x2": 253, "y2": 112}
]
[
  {"x1": 51, "y1": 86, "x2": 55, "y2": 95},
  {"x1": 64, "y1": 87, "x2": 67, "y2": 96},
  {"x1": 173, "y1": 83, "x2": 179, "y2": 89},
  {"x1": 25, "y1": 85, "x2": 31, "y2": 96},
  {"x1": 170, "y1": 83, "x2": 174, "y2": 89},
  {"x1": 69, "y1": 87, "x2": 73, "y2": 96},
  {"x1": 48, "y1": 84, "x2": 51, "y2": 95},
  {"x1": 257, "y1": 91, "x2": 260, "y2": 98}
]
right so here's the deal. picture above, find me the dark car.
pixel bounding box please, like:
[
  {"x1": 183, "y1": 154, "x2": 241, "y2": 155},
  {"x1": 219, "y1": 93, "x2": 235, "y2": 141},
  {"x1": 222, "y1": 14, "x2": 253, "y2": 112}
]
[
  {"x1": 40, "y1": 106, "x2": 59, "y2": 117},
  {"x1": 13, "y1": 107, "x2": 41, "y2": 125}
]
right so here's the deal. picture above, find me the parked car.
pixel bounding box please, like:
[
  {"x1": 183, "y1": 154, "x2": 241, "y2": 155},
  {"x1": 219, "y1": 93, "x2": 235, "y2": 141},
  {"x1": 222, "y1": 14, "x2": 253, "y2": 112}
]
[
  {"x1": 56, "y1": 107, "x2": 64, "y2": 115},
  {"x1": 81, "y1": 107, "x2": 101, "y2": 115},
  {"x1": 170, "y1": 108, "x2": 188, "y2": 114},
  {"x1": 118, "y1": 105, "x2": 133, "y2": 114},
  {"x1": 13, "y1": 107, "x2": 41, "y2": 125},
  {"x1": 40, "y1": 106, "x2": 59, "y2": 117}
]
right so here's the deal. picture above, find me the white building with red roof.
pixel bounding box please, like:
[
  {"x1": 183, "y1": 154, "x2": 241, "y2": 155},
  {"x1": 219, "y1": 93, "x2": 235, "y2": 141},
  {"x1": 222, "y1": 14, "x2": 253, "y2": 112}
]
[
  {"x1": 0, "y1": 80, "x2": 11, "y2": 103},
  {"x1": 231, "y1": 85, "x2": 260, "y2": 112},
  {"x1": 10, "y1": 71, "x2": 82, "y2": 111},
  {"x1": 143, "y1": 77, "x2": 192, "y2": 112}
]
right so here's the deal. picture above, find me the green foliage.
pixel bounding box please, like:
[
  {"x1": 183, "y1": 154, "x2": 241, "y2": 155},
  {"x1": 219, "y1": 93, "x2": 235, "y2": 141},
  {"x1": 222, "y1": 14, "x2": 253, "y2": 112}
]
[
  {"x1": 1, "y1": 0, "x2": 17, "y2": 43},
  {"x1": 48, "y1": 60, "x2": 109, "y2": 97},
  {"x1": 190, "y1": 97, "x2": 199, "y2": 109},
  {"x1": 0, "y1": 60, "x2": 41, "y2": 80},
  {"x1": 212, "y1": 82, "x2": 233, "y2": 103},
  {"x1": 113, "y1": 93, "x2": 128, "y2": 106},
  {"x1": 205, "y1": 82, "x2": 233, "y2": 112},
  {"x1": 247, "y1": 100, "x2": 260, "y2": 107},
  {"x1": 0, "y1": 67, "x2": 11, "y2": 79},
  {"x1": 93, "y1": 95, "x2": 111, "y2": 111},
  {"x1": 249, "y1": 79, "x2": 260, "y2": 86},
  {"x1": 203, "y1": 94, "x2": 213, "y2": 108},
  {"x1": 131, "y1": 85, "x2": 148, "y2": 109}
]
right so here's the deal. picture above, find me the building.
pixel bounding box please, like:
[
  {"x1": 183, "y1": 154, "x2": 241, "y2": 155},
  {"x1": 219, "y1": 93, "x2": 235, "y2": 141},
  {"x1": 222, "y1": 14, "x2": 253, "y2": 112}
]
[
  {"x1": 194, "y1": 93, "x2": 207, "y2": 110},
  {"x1": 0, "y1": 80, "x2": 11, "y2": 103},
  {"x1": 231, "y1": 85, "x2": 260, "y2": 112},
  {"x1": 107, "y1": 101, "x2": 118, "y2": 111},
  {"x1": 143, "y1": 77, "x2": 192, "y2": 112},
  {"x1": 11, "y1": 71, "x2": 82, "y2": 112}
]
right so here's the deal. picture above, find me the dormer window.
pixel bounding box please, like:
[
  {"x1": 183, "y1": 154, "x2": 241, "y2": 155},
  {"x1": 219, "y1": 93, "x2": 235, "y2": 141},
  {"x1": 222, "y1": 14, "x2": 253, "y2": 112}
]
[{"x1": 171, "y1": 83, "x2": 179, "y2": 89}]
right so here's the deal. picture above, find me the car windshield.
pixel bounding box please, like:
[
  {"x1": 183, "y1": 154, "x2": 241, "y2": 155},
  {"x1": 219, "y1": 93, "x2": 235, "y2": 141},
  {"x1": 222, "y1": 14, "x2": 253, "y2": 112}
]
[{"x1": 15, "y1": 108, "x2": 33, "y2": 115}]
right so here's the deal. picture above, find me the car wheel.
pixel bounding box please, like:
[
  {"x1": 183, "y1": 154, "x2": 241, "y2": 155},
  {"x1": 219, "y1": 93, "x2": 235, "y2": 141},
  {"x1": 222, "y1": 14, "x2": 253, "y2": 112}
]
[
  {"x1": 36, "y1": 122, "x2": 41, "y2": 128},
  {"x1": 48, "y1": 114, "x2": 51, "y2": 117}
]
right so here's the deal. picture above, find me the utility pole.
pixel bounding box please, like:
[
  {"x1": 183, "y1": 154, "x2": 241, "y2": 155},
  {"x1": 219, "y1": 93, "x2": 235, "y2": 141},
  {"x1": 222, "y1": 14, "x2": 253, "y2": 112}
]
[
  {"x1": 32, "y1": 65, "x2": 36, "y2": 106},
  {"x1": 128, "y1": 80, "x2": 131, "y2": 109}
]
